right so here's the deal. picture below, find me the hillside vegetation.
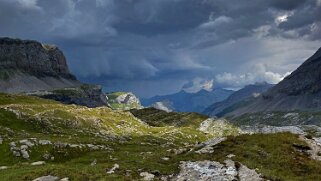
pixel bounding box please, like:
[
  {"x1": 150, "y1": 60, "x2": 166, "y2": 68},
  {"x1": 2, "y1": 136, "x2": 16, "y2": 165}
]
[{"x1": 0, "y1": 93, "x2": 320, "y2": 180}]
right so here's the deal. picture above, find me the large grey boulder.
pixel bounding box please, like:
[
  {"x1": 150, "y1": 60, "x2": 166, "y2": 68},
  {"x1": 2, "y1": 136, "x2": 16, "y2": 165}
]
[
  {"x1": 32, "y1": 176, "x2": 59, "y2": 181},
  {"x1": 174, "y1": 160, "x2": 262, "y2": 181}
]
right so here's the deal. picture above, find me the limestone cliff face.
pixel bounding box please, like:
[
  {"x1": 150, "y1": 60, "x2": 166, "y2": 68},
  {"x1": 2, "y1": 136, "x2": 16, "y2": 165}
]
[
  {"x1": 0, "y1": 37, "x2": 108, "y2": 108},
  {"x1": 0, "y1": 37, "x2": 81, "y2": 93},
  {"x1": 0, "y1": 37, "x2": 75, "y2": 79}
]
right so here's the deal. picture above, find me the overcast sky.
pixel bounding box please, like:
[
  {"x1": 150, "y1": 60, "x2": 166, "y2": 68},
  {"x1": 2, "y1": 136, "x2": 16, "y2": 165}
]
[{"x1": 0, "y1": 0, "x2": 320, "y2": 97}]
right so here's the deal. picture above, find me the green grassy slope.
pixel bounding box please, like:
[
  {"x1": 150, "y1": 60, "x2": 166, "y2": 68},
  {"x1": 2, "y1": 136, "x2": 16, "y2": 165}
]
[
  {"x1": 0, "y1": 93, "x2": 320, "y2": 180},
  {"x1": 130, "y1": 107, "x2": 208, "y2": 128},
  {"x1": 0, "y1": 93, "x2": 213, "y2": 180},
  {"x1": 209, "y1": 133, "x2": 321, "y2": 181}
]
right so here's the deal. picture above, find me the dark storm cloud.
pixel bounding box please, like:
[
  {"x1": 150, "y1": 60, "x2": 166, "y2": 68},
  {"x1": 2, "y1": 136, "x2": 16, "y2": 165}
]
[{"x1": 0, "y1": 0, "x2": 320, "y2": 97}]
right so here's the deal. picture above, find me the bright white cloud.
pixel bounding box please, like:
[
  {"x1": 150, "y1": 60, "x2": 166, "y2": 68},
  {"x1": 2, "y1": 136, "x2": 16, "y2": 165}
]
[
  {"x1": 275, "y1": 12, "x2": 293, "y2": 26},
  {"x1": 215, "y1": 64, "x2": 291, "y2": 88},
  {"x1": 183, "y1": 78, "x2": 214, "y2": 93}
]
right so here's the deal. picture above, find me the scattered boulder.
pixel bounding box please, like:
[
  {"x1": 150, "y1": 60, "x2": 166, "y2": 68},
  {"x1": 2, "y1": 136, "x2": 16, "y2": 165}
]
[
  {"x1": 12, "y1": 151, "x2": 21, "y2": 157},
  {"x1": 9, "y1": 142, "x2": 16, "y2": 147},
  {"x1": 106, "y1": 164, "x2": 119, "y2": 174},
  {"x1": 140, "y1": 172, "x2": 155, "y2": 181},
  {"x1": 43, "y1": 153, "x2": 51, "y2": 160},
  {"x1": 19, "y1": 139, "x2": 35, "y2": 147},
  {"x1": 0, "y1": 166, "x2": 8, "y2": 170},
  {"x1": 20, "y1": 145, "x2": 28, "y2": 150},
  {"x1": 226, "y1": 154, "x2": 235, "y2": 158},
  {"x1": 0, "y1": 136, "x2": 3, "y2": 144},
  {"x1": 174, "y1": 160, "x2": 262, "y2": 181},
  {"x1": 32, "y1": 175, "x2": 59, "y2": 181},
  {"x1": 161, "y1": 157, "x2": 170, "y2": 161},
  {"x1": 31, "y1": 161, "x2": 46, "y2": 166},
  {"x1": 195, "y1": 137, "x2": 226, "y2": 154},
  {"x1": 91, "y1": 159, "x2": 97, "y2": 166},
  {"x1": 21, "y1": 149, "x2": 30, "y2": 159},
  {"x1": 314, "y1": 137, "x2": 321, "y2": 146},
  {"x1": 39, "y1": 140, "x2": 52, "y2": 145},
  {"x1": 174, "y1": 160, "x2": 235, "y2": 181},
  {"x1": 59, "y1": 178, "x2": 70, "y2": 181}
]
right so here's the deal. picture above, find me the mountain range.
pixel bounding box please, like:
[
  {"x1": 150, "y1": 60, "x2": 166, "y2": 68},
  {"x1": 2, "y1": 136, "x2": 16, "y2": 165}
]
[
  {"x1": 141, "y1": 88, "x2": 234, "y2": 113},
  {"x1": 203, "y1": 82, "x2": 274, "y2": 117}
]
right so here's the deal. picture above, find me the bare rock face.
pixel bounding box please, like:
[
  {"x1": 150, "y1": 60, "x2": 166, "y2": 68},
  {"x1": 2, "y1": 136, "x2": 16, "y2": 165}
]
[
  {"x1": 114, "y1": 92, "x2": 140, "y2": 105},
  {"x1": 0, "y1": 37, "x2": 75, "y2": 78},
  {"x1": 30, "y1": 84, "x2": 109, "y2": 108},
  {"x1": 267, "y1": 47, "x2": 321, "y2": 96},
  {"x1": 0, "y1": 37, "x2": 109, "y2": 107},
  {"x1": 0, "y1": 37, "x2": 81, "y2": 93}
]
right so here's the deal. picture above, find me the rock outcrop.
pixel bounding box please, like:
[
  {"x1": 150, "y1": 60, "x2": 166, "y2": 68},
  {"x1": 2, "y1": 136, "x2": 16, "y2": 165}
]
[
  {"x1": 0, "y1": 37, "x2": 80, "y2": 93},
  {"x1": 106, "y1": 92, "x2": 143, "y2": 110},
  {"x1": 0, "y1": 37, "x2": 74, "y2": 78},
  {"x1": 28, "y1": 84, "x2": 108, "y2": 108},
  {"x1": 174, "y1": 160, "x2": 262, "y2": 181}
]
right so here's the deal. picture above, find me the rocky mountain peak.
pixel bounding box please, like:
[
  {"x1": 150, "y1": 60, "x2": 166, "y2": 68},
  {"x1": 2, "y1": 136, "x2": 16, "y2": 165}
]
[
  {"x1": 266, "y1": 46, "x2": 321, "y2": 96},
  {"x1": 0, "y1": 37, "x2": 82, "y2": 93},
  {"x1": 0, "y1": 37, "x2": 74, "y2": 79}
]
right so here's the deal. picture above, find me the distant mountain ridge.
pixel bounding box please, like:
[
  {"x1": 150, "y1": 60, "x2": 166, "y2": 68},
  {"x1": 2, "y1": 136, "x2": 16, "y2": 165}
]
[
  {"x1": 227, "y1": 47, "x2": 321, "y2": 116},
  {"x1": 141, "y1": 88, "x2": 234, "y2": 113},
  {"x1": 203, "y1": 82, "x2": 274, "y2": 117}
]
